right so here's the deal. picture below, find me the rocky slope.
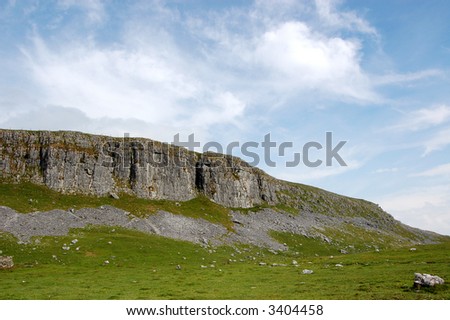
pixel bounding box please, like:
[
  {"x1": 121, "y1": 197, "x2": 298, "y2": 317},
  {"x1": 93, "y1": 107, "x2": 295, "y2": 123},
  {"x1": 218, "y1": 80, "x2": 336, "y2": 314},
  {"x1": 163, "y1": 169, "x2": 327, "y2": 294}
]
[{"x1": 0, "y1": 129, "x2": 443, "y2": 248}]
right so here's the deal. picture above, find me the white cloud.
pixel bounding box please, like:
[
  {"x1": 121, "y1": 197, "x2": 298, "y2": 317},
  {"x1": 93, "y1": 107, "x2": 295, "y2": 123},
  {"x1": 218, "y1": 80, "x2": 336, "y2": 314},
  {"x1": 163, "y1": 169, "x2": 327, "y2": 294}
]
[
  {"x1": 315, "y1": 0, "x2": 378, "y2": 35},
  {"x1": 253, "y1": 21, "x2": 377, "y2": 101},
  {"x1": 373, "y1": 69, "x2": 443, "y2": 86},
  {"x1": 58, "y1": 0, "x2": 106, "y2": 24},
  {"x1": 413, "y1": 163, "x2": 450, "y2": 177},
  {"x1": 378, "y1": 185, "x2": 450, "y2": 235},
  {"x1": 422, "y1": 128, "x2": 450, "y2": 155},
  {"x1": 18, "y1": 33, "x2": 247, "y2": 140},
  {"x1": 0, "y1": 105, "x2": 204, "y2": 143},
  {"x1": 374, "y1": 167, "x2": 399, "y2": 174},
  {"x1": 12, "y1": 0, "x2": 386, "y2": 144},
  {"x1": 389, "y1": 104, "x2": 450, "y2": 132}
]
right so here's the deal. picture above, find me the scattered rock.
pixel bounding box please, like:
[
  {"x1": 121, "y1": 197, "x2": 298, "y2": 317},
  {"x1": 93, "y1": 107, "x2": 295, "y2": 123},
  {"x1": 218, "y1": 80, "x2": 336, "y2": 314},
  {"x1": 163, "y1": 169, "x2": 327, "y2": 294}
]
[
  {"x1": 409, "y1": 248, "x2": 417, "y2": 252},
  {"x1": 175, "y1": 265, "x2": 182, "y2": 270},
  {"x1": 414, "y1": 273, "x2": 444, "y2": 288},
  {"x1": 71, "y1": 239, "x2": 78, "y2": 245},
  {"x1": 335, "y1": 264, "x2": 343, "y2": 268},
  {"x1": 62, "y1": 245, "x2": 70, "y2": 251},
  {"x1": 302, "y1": 269, "x2": 314, "y2": 274},
  {"x1": 259, "y1": 262, "x2": 266, "y2": 266},
  {"x1": 292, "y1": 260, "x2": 298, "y2": 265},
  {"x1": 0, "y1": 256, "x2": 14, "y2": 269},
  {"x1": 109, "y1": 192, "x2": 120, "y2": 200},
  {"x1": 103, "y1": 260, "x2": 110, "y2": 265},
  {"x1": 339, "y1": 249, "x2": 348, "y2": 254}
]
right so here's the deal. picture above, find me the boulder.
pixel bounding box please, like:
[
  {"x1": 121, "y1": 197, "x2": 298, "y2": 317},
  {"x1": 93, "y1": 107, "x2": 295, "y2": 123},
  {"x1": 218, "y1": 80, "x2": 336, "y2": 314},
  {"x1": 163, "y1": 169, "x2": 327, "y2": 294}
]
[
  {"x1": 302, "y1": 269, "x2": 314, "y2": 274},
  {"x1": 414, "y1": 273, "x2": 444, "y2": 288},
  {"x1": 0, "y1": 256, "x2": 14, "y2": 269}
]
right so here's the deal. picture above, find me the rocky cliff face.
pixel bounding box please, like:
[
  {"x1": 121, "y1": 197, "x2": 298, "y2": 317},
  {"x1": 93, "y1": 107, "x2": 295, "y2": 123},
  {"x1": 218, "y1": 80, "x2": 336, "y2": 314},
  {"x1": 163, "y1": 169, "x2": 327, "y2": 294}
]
[
  {"x1": 0, "y1": 129, "x2": 280, "y2": 207},
  {"x1": 0, "y1": 129, "x2": 443, "y2": 246}
]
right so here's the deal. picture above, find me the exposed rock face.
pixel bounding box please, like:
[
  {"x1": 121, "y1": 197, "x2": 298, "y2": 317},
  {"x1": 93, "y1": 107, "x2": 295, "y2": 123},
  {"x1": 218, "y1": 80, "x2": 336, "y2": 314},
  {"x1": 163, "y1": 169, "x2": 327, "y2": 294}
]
[{"x1": 0, "y1": 129, "x2": 279, "y2": 207}]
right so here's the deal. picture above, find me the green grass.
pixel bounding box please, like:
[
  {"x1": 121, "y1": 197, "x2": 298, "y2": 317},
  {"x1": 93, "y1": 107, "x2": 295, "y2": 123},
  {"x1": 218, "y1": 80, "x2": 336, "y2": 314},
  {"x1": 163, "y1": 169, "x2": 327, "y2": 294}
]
[
  {"x1": 1, "y1": 227, "x2": 449, "y2": 300},
  {"x1": 1, "y1": 181, "x2": 449, "y2": 299},
  {"x1": 0, "y1": 182, "x2": 233, "y2": 230}
]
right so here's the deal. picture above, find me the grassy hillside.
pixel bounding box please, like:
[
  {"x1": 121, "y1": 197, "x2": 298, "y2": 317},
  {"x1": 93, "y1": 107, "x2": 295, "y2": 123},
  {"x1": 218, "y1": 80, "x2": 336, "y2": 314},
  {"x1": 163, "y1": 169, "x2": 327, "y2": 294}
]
[
  {"x1": 0, "y1": 226, "x2": 449, "y2": 299},
  {"x1": 1, "y1": 181, "x2": 448, "y2": 299}
]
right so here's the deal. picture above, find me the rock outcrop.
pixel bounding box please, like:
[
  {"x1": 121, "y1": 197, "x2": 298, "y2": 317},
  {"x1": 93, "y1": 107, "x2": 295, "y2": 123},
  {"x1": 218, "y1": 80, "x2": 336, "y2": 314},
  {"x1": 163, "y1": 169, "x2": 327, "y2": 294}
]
[{"x1": 0, "y1": 129, "x2": 278, "y2": 207}]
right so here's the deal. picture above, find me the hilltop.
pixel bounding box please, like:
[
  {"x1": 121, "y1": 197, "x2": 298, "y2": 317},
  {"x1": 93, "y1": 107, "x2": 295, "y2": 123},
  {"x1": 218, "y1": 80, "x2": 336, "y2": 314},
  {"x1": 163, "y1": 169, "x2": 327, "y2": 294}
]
[{"x1": 0, "y1": 129, "x2": 443, "y2": 249}]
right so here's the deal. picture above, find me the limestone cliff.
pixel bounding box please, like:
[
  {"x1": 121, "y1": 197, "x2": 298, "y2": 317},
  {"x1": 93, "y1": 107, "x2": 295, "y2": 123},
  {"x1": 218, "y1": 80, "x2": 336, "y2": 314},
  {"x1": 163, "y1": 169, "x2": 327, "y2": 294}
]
[{"x1": 0, "y1": 129, "x2": 279, "y2": 207}]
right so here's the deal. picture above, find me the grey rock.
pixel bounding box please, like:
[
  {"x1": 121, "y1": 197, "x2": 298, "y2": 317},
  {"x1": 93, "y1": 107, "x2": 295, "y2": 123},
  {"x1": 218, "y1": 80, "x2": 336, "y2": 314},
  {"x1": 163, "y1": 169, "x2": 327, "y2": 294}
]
[
  {"x1": 302, "y1": 269, "x2": 314, "y2": 274},
  {"x1": 0, "y1": 256, "x2": 14, "y2": 269},
  {"x1": 414, "y1": 273, "x2": 444, "y2": 288},
  {"x1": 109, "y1": 192, "x2": 120, "y2": 200}
]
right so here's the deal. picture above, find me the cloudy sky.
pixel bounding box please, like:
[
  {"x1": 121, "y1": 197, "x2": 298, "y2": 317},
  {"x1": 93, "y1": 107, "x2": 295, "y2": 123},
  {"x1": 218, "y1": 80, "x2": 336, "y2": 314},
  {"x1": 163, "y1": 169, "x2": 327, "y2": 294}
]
[{"x1": 1, "y1": 0, "x2": 449, "y2": 235}]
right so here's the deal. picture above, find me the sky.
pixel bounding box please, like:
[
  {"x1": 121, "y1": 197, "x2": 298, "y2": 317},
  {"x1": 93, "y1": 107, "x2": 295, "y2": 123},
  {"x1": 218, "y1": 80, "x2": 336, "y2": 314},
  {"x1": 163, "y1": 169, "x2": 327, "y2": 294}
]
[{"x1": 1, "y1": 0, "x2": 449, "y2": 235}]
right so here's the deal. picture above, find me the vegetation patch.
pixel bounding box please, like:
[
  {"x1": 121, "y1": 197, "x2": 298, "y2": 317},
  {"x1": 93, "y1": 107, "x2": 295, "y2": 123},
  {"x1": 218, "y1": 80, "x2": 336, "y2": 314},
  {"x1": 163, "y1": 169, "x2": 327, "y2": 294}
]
[{"x1": 0, "y1": 228, "x2": 448, "y2": 299}]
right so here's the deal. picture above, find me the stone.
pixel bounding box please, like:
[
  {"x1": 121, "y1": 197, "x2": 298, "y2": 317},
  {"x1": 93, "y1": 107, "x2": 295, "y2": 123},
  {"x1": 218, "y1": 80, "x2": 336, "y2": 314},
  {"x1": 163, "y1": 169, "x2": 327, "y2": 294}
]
[
  {"x1": 109, "y1": 192, "x2": 120, "y2": 200},
  {"x1": 292, "y1": 260, "x2": 298, "y2": 265},
  {"x1": 409, "y1": 248, "x2": 417, "y2": 251},
  {"x1": 414, "y1": 273, "x2": 444, "y2": 288},
  {"x1": 0, "y1": 256, "x2": 14, "y2": 269},
  {"x1": 335, "y1": 264, "x2": 343, "y2": 267},
  {"x1": 175, "y1": 265, "x2": 182, "y2": 270},
  {"x1": 339, "y1": 249, "x2": 348, "y2": 254},
  {"x1": 302, "y1": 269, "x2": 314, "y2": 274}
]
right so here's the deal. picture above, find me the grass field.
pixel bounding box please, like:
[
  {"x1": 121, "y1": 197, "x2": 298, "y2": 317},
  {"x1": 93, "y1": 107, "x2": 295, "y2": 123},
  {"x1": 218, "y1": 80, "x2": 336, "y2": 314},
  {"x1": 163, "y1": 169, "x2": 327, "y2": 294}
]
[{"x1": 1, "y1": 226, "x2": 449, "y2": 300}]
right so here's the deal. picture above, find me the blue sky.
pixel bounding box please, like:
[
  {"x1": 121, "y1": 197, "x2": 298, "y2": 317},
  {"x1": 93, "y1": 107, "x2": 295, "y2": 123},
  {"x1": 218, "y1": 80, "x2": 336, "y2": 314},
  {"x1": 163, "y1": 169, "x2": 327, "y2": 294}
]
[{"x1": 1, "y1": 0, "x2": 450, "y2": 235}]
